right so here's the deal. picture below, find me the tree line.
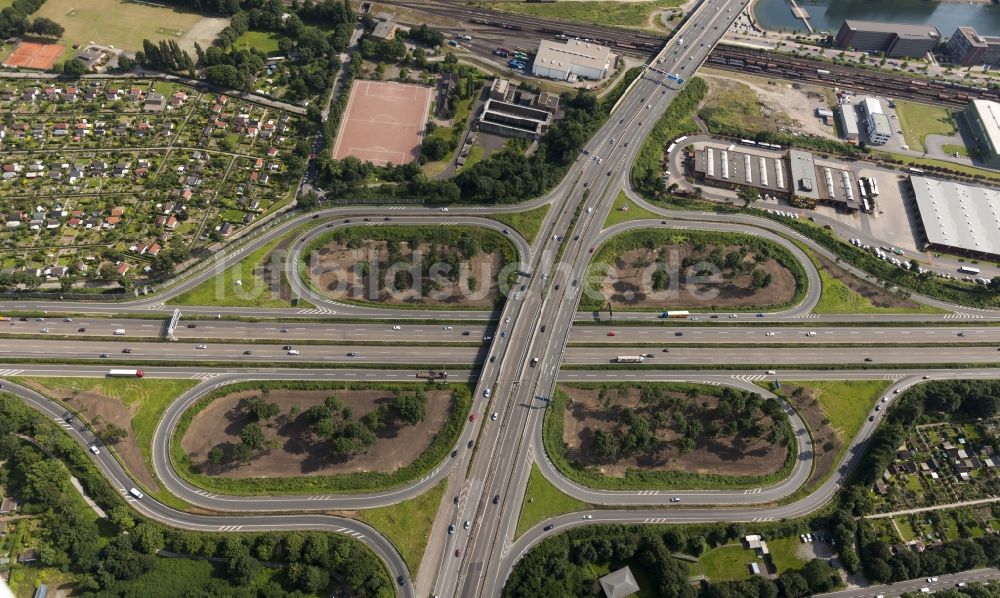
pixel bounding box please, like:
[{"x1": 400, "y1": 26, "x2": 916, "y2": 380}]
[{"x1": 0, "y1": 392, "x2": 392, "y2": 596}]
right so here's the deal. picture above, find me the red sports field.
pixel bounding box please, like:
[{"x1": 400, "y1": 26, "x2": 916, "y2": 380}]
[
  {"x1": 3, "y1": 41, "x2": 65, "y2": 70},
  {"x1": 332, "y1": 80, "x2": 433, "y2": 166}
]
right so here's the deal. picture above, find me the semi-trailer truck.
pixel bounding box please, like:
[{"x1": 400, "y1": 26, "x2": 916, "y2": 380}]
[
  {"x1": 108, "y1": 369, "x2": 144, "y2": 378},
  {"x1": 616, "y1": 355, "x2": 646, "y2": 363}
]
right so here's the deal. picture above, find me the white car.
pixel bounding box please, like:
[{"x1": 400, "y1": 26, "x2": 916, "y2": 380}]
[
  {"x1": 89, "y1": 445, "x2": 100, "y2": 455},
  {"x1": 443, "y1": 326, "x2": 453, "y2": 331},
  {"x1": 928, "y1": 577, "x2": 938, "y2": 583},
  {"x1": 582, "y1": 514, "x2": 593, "y2": 519},
  {"x1": 441, "y1": 207, "x2": 449, "y2": 212},
  {"x1": 392, "y1": 325, "x2": 401, "y2": 330},
  {"x1": 463, "y1": 520, "x2": 471, "y2": 530},
  {"x1": 129, "y1": 487, "x2": 144, "y2": 499},
  {"x1": 491, "y1": 412, "x2": 498, "y2": 421},
  {"x1": 504, "y1": 317, "x2": 511, "y2": 323},
  {"x1": 765, "y1": 332, "x2": 776, "y2": 337},
  {"x1": 766, "y1": 370, "x2": 777, "y2": 375},
  {"x1": 196, "y1": 344, "x2": 207, "y2": 349},
  {"x1": 805, "y1": 331, "x2": 817, "y2": 337},
  {"x1": 483, "y1": 388, "x2": 491, "y2": 398}
]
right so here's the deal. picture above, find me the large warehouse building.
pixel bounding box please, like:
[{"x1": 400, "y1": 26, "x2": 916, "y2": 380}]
[
  {"x1": 834, "y1": 20, "x2": 940, "y2": 58},
  {"x1": 910, "y1": 175, "x2": 1000, "y2": 260},
  {"x1": 965, "y1": 99, "x2": 1000, "y2": 168},
  {"x1": 532, "y1": 39, "x2": 614, "y2": 81}
]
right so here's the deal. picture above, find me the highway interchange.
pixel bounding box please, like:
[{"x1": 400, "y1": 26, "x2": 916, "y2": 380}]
[{"x1": 3, "y1": 0, "x2": 1000, "y2": 596}]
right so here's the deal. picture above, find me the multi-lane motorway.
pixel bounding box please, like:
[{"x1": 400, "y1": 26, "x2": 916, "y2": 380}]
[{"x1": 3, "y1": 0, "x2": 1000, "y2": 595}]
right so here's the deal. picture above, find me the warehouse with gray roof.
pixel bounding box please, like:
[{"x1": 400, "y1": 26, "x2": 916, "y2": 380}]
[
  {"x1": 965, "y1": 99, "x2": 1000, "y2": 168},
  {"x1": 910, "y1": 175, "x2": 1000, "y2": 260}
]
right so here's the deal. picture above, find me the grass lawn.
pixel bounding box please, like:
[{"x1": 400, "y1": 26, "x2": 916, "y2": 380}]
[
  {"x1": 516, "y1": 464, "x2": 589, "y2": 538},
  {"x1": 698, "y1": 544, "x2": 757, "y2": 582},
  {"x1": 358, "y1": 479, "x2": 446, "y2": 576},
  {"x1": 483, "y1": 0, "x2": 682, "y2": 30},
  {"x1": 876, "y1": 151, "x2": 1000, "y2": 184},
  {"x1": 234, "y1": 30, "x2": 281, "y2": 54},
  {"x1": 894, "y1": 100, "x2": 957, "y2": 153},
  {"x1": 787, "y1": 379, "x2": 890, "y2": 446},
  {"x1": 814, "y1": 268, "x2": 944, "y2": 314},
  {"x1": 168, "y1": 232, "x2": 312, "y2": 308},
  {"x1": 8, "y1": 566, "x2": 77, "y2": 598},
  {"x1": 941, "y1": 143, "x2": 969, "y2": 157},
  {"x1": 603, "y1": 190, "x2": 660, "y2": 228},
  {"x1": 457, "y1": 143, "x2": 485, "y2": 172},
  {"x1": 767, "y1": 536, "x2": 807, "y2": 573},
  {"x1": 34, "y1": 0, "x2": 206, "y2": 62},
  {"x1": 491, "y1": 204, "x2": 551, "y2": 243}
]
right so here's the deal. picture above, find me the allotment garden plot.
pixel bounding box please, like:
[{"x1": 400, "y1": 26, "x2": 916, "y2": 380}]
[{"x1": 0, "y1": 79, "x2": 305, "y2": 288}]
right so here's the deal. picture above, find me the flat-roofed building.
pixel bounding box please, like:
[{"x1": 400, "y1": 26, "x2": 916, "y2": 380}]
[
  {"x1": 910, "y1": 175, "x2": 1000, "y2": 260},
  {"x1": 965, "y1": 99, "x2": 1000, "y2": 168},
  {"x1": 532, "y1": 39, "x2": 614, "y2": 81},
  {"x1": 789, "y1": 149, "x2": 819, "y2": 205},
  {"x1": 477, "y1": 99, "x2": 552, "y2": 140},
  {"x1": 866, "y1": 112, "x2": 893, "y2": 145},
  {"x1": 835, "y1": 19, "x2": 940, "y2": 58},
  {"x1": 947, "y1": 26, "x2": 1000, "y2": 67},
  {"x1": 838, "y1": 104, "x2": 860, "y2": 141}
]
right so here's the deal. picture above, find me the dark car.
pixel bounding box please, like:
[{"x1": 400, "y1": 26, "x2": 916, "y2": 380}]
[
  {"x1": 864, "y1": 357, "x2": 873, "y2": 362},
  {"x1": 543, "y1": 525, "x2": 554, "y2": 531},
  {"x1": 243, "y1": 350, "x2": 253, "y2": 355},
  {"x1": 347, "y1": 352, "x2": 357, "y2": 357},
  {"x1": 674, "y1": 332, "x2": 683, "y2": 336},
  {"x1": 467, "y1": 440, "x2": 474, "y2": 449},
  {"x1": 455, "y1": 549, "x2": 461, "y2": 557},
  {"x1": 187, "y1": 324, "x2": 197, "y2": 328},
  {"x1": 397, "y1": 576, "x2": 406, "y2": 587},
  {"x1": 453, "y1": 495, "x2": 459, "y2": 504},
  {"x1": 122, "y1": 348, "x2": 133, "y2": 353},
  {"x1": 493, "y1": 494, "x2": 500, "y2": 504},
  {"x1": 78, "y1": 327, "x2": 87, "y2": 332},
  {"x1": 282, "y1": 345, "x2": 292, "y2": 350},
  {"x1": 869, "y1": 416, "x2": 875, "y2": 421}
]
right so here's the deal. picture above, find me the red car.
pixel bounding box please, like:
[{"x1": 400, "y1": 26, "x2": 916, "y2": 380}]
[
  {"x1": 469, "y1": 414, "x2": 476, "y2": 422},
  {"x1": 607, "y1": 331, "x2": 616, "y2": 337},
  {"x1": 455, "y1": 549, "x2": 461, "y2": 557}
]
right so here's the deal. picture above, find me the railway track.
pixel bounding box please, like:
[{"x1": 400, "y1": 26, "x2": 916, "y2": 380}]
[
  {"x1": 708, "y1": 45, "x2": 1000, "y2": 108},
  {"x1": 378, "y1": 0, "x2": 665, "y2": 54}
]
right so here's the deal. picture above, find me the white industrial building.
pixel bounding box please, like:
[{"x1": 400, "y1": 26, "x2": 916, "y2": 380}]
[
  {"x1": 531, "y1": 39, "x2": 614, "y2": 81},
  {"x1": 910, "y1": 175, "x2": 1000, "y2": 260},
  {"x1": 860, "y1": 97, "x2": 891, "y2": 145},
  {"x1": 837, "y1": 104, "x2": 860, "y2": 141}
]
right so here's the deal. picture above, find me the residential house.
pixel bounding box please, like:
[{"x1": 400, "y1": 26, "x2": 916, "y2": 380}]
[
  {"x1": 144, "y1": 92, "x2": 165, "y2": 112},
  {"x1": 116, "y1": 263, "x2": 130, "y2": 276}
]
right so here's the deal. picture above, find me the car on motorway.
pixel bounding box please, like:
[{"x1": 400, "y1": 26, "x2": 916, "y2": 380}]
[
  {"x1": 454, "y1": 549, "x2": 461, "y2": 557},
  {"x1": 441, "y1": 207, "x2": 449, "y2": 212},
  {"x1": 444, "y1": 326, "x2": 453, "y2": 331},
  {"x1": 493, "y1": 494, "x2": 500, "y2": 504},
  {"x1": 397, "y1": 576, "x2": 406, "y2": 587},
  {"x1": 39, "y1": 328, "x2": 48, "y2": 333},
  {"x1": 347, "y1": 352, "x2": 357, "y2": 357},
  {"x1": 196, "y1": 344, "x2": 207, "y2": 349},
  {"x1": 765, "y1": 332, "x2": 776, "y2": 336},
  {"x1": 122, "y1": 348, "x2": 133, "y2": 353},
  {"x1": 392, "y1": 325, "x2": 401, "y2": 330},
  {"x1": 448, "y1": 524, "x2": 455, "y2": 534},
  {"x1": 864, "y1": 357, "x2": 873, "y2": 362},
  {"x1": 463, "y1": 521, "x2": 471, "y2": 530},
  {"x1": 64, "y1": 318, "x2": 72, "y2": 322},
  {"x1": 89, "y1": 445, "x2": 100, "y2": 455},
  {"x1": 645, "y1": 353, "x2": 656, "y2": 358},
  {"x1": 280, "y1": 328, "x2": 289, "y2": 333},
  {"x1": 129, "y1": 487, "x2": 144, "y2": 499},
  {"x1": 467, "y1": 440, "x2": 474, "y2": 449},
  {"x1": 491, "y1": 412, "x2": 498, "y2": 421},
  {"x1": 530, "y1": 357, "x2": 539, "y2": 367},
  {"x1": 674, "y1": 332, "x2": 683, "y2": 337},
  {"x1": 670, "y1": 497, "x2": 681, "y2": 502},
  {"x1": 607, "y1": 331, "x2": 616, "y2": 336},
  {"x1": 483, "y1": 388, "x2": 491, "y2": 398},
  {"x1": 766, "y1": 370, "x2": 777, "y2": 375},
  {"x1": 99, "y1": 353, "x2": 109, "y2": 358},
  {"x1": 78, "y1": 327, "x2": 86, "y2": 332},
  {"x1": 469, "y1": 414, "x2": 476, "y2": 422},
  {"x1": 869, "y1": 416, "x2": 875, "y2": 421},
  {"x1": 187, "y1": 323, "x2": 197, "y2": 328},
  {"x1": 244, "y1": 350, "x2": 253, "y2": 355},
  {"x1": 582, "y1": 515, "x2": 593, "y2": 519},
  {"x1": 928, "y1": 577, "x2": 939, "y2": 583},
  {"x1": 543, "y1": 525, "x2": 554, "y2": 531},
  {"x1": 288, "y1": 350, "x2": 300, "y2": 356}
]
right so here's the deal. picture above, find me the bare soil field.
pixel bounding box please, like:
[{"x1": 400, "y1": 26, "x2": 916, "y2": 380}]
[
  {"x1": 778, "y1": 383, "x2": 838, "y2": 489},
  {"x1": 818, "y1": 253, "x2": 923, "y2": 309},
  {"x1": 17, "y1": 380, "x2": 158, "y2": 491},
  {"x1": 560, "y1": 385, "x2": 788, "y2": 478},
  {"x1": 309, "y1": 240, "x2": 506, "y2": 308},
  {"x1": 599, "y1": 244, "x2": 797, "y2": 309},
  {"x1": 701, "y1": 69, "x2": 839, "y2": 140},
  {"x1": 182, "y1": 387, "x2": 451, "y2": 477}
]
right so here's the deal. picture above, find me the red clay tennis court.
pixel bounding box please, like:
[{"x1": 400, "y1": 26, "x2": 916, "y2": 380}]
[
  {"x1": 3, "y1": 41, "x2": 65, "y2": 70},
  {"x1": 332, "y1": 80, "x2": 433, "y2": 166}
]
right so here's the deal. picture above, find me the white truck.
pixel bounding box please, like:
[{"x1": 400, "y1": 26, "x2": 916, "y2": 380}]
[
  {"x1": 108, "y1": 369, "x2": 144, "y2": 378},
  {"x1": 113, "y1": 328, "x2": 126, "y2": 336}
]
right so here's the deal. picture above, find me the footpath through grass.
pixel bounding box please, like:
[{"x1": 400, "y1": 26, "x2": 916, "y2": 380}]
[
  {"x1": 358, "y1": 479, "x2": 446, "y2": 576},
  {"x1": 602, "y1": 190, "x2": 660, "y2": 229},
  {"x1": 483, "y1": 0, "x2": 681, "y2": 29},
  {"x1": 491, "y1": 204, "x2": 551, "y2": 243},
  {"x1": 516, "y1": 463, "x2": 589, "y2": 538},
  {"x1": 894, "y1": 100, "x2": 957, "y2": 153}
]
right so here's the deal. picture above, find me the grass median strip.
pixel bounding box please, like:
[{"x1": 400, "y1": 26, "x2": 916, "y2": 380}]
[
  {"x1": 516, "y1": 463, "x2": 590, "y2": 538},
  {"x1": 357, "y1": 478, "x2": 447, "y2": 575},
  {"x1": 490, "y1": 204, "x2": 551, "y2": 243}
]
